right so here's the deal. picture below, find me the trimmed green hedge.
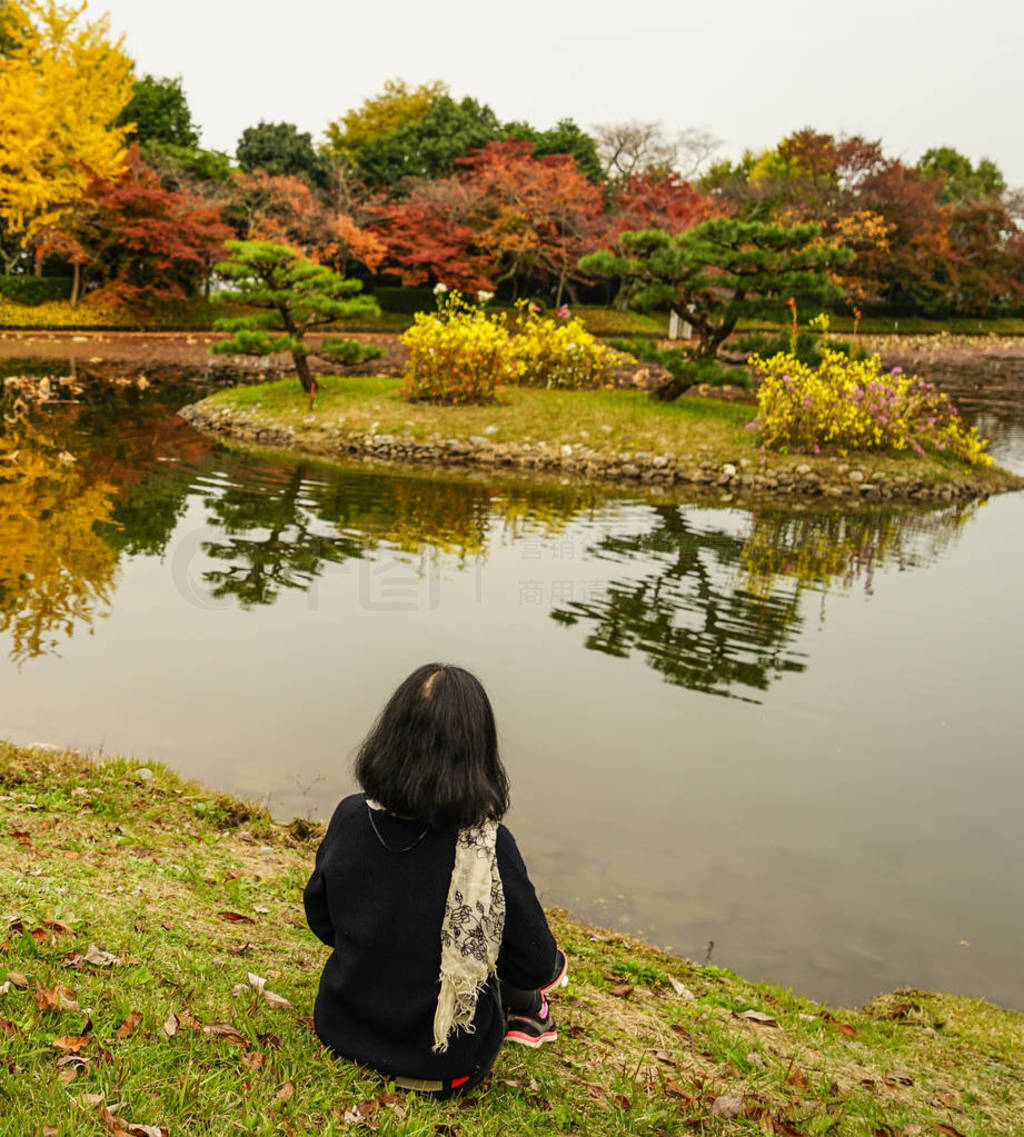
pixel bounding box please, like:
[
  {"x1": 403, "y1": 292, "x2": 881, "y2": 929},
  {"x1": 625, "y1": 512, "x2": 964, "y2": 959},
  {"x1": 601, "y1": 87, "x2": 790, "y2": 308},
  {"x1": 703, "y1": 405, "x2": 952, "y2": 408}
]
[
  {"x1": 370, "y1": 285, "x2": 435, "y2": 314},
  {"x1": 0, "y1": 275, "x2": 73, "y2": 306}
]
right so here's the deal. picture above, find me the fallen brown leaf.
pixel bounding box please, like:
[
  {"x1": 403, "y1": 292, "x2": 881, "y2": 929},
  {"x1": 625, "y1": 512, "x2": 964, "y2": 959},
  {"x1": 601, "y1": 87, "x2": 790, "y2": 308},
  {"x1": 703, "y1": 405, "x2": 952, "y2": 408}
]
[
  {"x1": 43, "y1": 919, "x2": 74, "y2": 934},
  {"x1": 5, "y1": 971, "x2": 28, "y2": 988},
  {"x1": 0, "y1": 1016, "x2": 19, "y2": 1037},
  {"x1": 613, "y1": 1094, "x2": 631, "y2": 1111},
  {"x1": 664, "y1": 1079, "x2": 690, "y2": 1099},
  {"x1": 52, "y1": 1035, "x2": 91, "y2": 1053},
  {"x1": 34, "y1": 985, "x2": 79, "y2": 1012},
  {"x1": 886, "y1": 1071, "x2": 914, "y2": 1087},
  {"x1": 241, "y1": 1050, "x2": 265, "y2": 1071},
  {"x1": 203, "y1": 1021, "x2": 247, "y2": 1045},
  {"x1": 609, "y1": 984, "x2": 634, "y2": 998},
  {"x1": 262, "y1": 989, "x2": 293, "y2": 1010},
  {"x1": 218, "y1": 911, "x2": 255, "y2": 924},
  {"x1": 116, "y1": 1011, "x2": 143, "y2": 1038},
  {"x1": 935, "y1": 1125, "x2": 966, "y2": 1137},
  {"x1": 771, "y1": 1119, "x2": 808, "y2": 1136},
  {"x1": 652, "y1": 1048, "x2": 676, "y2": 1065},
  {"x1": 738, "y1": 1009, "x2": 778, "y2": 1026},
  {"x1": 276, "y1": 1081, "x2": 295, "y2": 1102},
  {"x1": 834, "y1": 1022, "x2": 857, "y2": 1036},
  {"x1": 342, "y1": 1099, "x2": 381, "y2": 1128},
  {"x1": 930, "y1": 1092, "x2": 961, "y2": 1111},
  {"x1": 125, "y1": 1126, "x2": 167, "y2": 1137},
  {"x1": 787, "y1": 1065, "x2": 809, "y2": 1089},
  {"x1": 84, "y1": 945, "x2": 117, "y2": 967},
  {"x1": 227, "y1": 941, "x2": 255, "y2": 955}
]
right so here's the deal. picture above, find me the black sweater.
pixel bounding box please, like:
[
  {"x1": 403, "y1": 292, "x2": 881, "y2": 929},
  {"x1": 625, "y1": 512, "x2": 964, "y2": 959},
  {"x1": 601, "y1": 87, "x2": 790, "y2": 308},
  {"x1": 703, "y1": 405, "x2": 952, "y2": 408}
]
[{"x1": 303, "y1": 793, "x2": 558, "y2": 1081}]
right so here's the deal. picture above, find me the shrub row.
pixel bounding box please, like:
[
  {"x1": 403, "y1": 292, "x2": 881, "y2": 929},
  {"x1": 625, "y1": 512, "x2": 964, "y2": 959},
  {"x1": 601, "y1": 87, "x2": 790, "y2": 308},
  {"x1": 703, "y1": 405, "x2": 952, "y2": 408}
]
[{"x1": 0, "y1": 275, "x2": 73, "y2": 306}]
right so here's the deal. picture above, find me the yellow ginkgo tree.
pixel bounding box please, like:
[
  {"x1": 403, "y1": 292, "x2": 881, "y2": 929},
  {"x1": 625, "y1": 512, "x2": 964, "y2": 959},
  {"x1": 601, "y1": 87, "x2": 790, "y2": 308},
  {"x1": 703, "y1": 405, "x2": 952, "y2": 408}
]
[{"x1": 0, "y1": 0, "x2": 134, "y2": 271}]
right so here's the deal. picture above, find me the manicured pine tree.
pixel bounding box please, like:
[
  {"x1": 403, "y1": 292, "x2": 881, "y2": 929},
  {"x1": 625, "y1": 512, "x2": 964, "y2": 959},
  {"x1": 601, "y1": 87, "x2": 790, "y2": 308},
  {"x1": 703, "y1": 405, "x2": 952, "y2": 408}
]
[
  {"x1": 581, "y1": 218, "x2": 851, "y2": 397},
  {"x1": 211, "y1": 240, "x2": 382, "y2": 397}
]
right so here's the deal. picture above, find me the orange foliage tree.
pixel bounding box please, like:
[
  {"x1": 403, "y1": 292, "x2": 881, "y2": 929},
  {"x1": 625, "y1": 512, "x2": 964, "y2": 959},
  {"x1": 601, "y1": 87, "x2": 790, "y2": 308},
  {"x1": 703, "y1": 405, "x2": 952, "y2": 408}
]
[{"x1": 229, "y1": 170, "x2": 385, "y2": 275}]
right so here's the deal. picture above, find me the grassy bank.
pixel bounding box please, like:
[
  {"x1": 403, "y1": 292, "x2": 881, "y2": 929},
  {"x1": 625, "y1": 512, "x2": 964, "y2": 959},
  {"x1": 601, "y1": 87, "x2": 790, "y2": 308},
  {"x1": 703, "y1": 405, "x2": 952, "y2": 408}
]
[
  {"x1": 2, "y1": 742, "x2": 1023, "y2": 1136},
  {"x1": 195, "y1": 375, "x2": 1022, "y2": 498}
]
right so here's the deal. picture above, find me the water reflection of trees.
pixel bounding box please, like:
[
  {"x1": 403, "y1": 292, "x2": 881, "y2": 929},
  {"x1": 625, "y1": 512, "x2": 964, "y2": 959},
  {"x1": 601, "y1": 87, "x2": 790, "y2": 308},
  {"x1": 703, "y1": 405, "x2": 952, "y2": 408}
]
[
  {"x1": 550, "y1": 500, "x2": 978, "y2": 702},
  {"x1": 739, "y1": 502, "x2": 979, "y2": 597},
  {"x1": 0, "y1": 363, "x2": 984, "y2": 687},
  {"x1": 190, "y1": 462, "x2": 596, "y2": 607},
  {"x1": 550, "y1": 505, "x2": 808, "y2": 702},
  {"x1": 0, "y1": 430, "x2": 118, "y2": 663}
]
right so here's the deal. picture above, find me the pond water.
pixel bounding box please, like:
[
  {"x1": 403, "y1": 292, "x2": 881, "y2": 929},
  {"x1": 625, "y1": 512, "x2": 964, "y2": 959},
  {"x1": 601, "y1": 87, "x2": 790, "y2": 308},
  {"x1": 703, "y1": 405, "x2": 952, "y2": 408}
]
[{"x1": 2, "y1": 365, "x2": 1023, "y2": 1011}]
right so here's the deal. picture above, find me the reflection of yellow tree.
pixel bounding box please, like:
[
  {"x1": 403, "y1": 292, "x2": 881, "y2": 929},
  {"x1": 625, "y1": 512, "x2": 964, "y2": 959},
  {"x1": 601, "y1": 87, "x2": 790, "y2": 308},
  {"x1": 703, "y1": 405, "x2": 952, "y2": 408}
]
[
  {"x1": 358, "y1": 475, "x2": 605, "y2": 561},
  {"x1": 740, "y1": 502, "x2": 978, "y2": 599},
  {"x1": 0, "y1": 430, "x2": 118, "y2": 662}
]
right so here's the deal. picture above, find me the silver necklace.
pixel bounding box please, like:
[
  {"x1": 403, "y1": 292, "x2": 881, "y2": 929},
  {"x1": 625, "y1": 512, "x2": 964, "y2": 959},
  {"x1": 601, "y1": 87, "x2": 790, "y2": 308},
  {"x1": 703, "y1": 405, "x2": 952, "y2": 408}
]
[{"x1": 366, "y1": 803, "x2": 429, "y2": 853}]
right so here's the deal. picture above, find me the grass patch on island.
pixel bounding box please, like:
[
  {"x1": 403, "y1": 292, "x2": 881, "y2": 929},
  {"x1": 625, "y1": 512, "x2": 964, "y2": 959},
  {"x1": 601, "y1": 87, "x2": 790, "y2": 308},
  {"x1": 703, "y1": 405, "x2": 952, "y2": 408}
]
[
  {"x1": 2, "y1": 742, "x2": 1023, "y2": 1136},
  {"x1": 200, "y1": 374, "x2": 1016, "y2": 490}
]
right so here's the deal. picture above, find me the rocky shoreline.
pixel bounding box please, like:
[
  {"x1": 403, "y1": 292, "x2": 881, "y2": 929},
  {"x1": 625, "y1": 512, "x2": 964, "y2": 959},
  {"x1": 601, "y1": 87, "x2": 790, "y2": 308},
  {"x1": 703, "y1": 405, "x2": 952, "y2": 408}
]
[{"x1": 179, "y1": 401, "x2": 1023, "y2": 503}]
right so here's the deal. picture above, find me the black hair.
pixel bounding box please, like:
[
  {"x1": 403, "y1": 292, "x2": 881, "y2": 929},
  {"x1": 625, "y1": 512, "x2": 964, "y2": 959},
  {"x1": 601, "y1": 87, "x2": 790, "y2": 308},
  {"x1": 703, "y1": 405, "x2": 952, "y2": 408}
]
[{"x1": 355, "y1": 663, "x2": 510, "y2": 830}]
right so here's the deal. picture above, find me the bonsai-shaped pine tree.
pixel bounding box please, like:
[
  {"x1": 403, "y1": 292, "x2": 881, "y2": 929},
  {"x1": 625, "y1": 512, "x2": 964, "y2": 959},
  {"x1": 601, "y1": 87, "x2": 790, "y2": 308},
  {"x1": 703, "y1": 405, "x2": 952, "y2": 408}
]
[
  {"x1": 581, "y1": 218, "x2": 852, "y2": 398},
  {"x1": 211, "y1": 240, "x2": 383, "y2": 396}
]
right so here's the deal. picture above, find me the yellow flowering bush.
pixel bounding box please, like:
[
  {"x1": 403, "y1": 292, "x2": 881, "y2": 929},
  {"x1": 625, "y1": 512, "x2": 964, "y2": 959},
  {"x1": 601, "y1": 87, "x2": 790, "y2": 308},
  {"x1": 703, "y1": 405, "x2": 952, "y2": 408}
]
[
  {"x1": 749, "y1": 348, "x2": 992, "y2": 466},
  {"x1": 400, "y1": 291, "x2": 521, "y2": 404},
  {"x1": 510, "y1": 303, "x2": 614, "y2": 389}
]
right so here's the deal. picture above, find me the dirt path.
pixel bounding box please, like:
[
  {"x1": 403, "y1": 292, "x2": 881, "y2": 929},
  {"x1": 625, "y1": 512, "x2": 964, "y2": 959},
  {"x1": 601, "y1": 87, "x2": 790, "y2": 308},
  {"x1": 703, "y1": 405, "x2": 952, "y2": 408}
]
[{"x1": 0, "y1": 329, "x2": 406, "y2": 376}]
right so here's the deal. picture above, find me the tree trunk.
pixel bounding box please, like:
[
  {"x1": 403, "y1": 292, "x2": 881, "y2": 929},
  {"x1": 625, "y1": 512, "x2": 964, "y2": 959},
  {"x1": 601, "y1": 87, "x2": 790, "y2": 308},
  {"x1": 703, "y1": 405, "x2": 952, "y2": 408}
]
[
  {"x1": 293, "y1": 348, "x2": 314, "y2": 393},
  {"x1": 71, "y1": 263, "x2": 80, "y2": 309}
]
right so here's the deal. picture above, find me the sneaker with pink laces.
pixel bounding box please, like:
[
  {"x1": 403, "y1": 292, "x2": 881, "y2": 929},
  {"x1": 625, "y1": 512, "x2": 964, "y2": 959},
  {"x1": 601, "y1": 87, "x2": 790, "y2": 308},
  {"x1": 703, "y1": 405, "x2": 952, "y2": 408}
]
[{"x1": 505, "y1": 993, "x2": 557, "y2": 1048}]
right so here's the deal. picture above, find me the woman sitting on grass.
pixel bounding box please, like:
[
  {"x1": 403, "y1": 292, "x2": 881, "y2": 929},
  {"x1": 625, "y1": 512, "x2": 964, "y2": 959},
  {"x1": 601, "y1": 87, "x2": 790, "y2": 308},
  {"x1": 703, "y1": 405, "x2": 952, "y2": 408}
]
[{"x1": 304, "y1": 663, "x2": 567, "y2": 1098}]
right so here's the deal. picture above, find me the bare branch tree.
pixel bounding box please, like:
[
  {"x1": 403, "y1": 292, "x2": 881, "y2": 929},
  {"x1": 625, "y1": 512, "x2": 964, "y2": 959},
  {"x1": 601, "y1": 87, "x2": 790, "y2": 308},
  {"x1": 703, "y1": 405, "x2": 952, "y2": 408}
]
[{"x1": 594, "y1": 120, "x2": 721, "y2": 181}]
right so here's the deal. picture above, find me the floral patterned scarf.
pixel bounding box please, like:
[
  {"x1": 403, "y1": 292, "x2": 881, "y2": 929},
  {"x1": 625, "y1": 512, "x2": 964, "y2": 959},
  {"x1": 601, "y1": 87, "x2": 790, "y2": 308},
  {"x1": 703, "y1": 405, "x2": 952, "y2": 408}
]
[{"x1": 432, "y1": 819, "x2": 505, "y2": 1053}]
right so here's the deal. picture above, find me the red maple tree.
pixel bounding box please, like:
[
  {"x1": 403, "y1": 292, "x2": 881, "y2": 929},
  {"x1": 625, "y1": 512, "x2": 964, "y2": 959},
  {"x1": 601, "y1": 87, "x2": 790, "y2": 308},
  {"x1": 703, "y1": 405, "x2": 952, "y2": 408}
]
[{"x1": 41, "y1": 146, "x2": 231, "y2": 307}]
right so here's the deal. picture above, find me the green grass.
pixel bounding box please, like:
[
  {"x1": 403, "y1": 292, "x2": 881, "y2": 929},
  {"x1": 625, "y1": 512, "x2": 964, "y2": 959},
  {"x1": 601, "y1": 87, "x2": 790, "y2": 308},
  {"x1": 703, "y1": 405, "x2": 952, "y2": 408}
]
[
  {"x1": 200, "y1": 374, "x2": 1017, "y2": 490},
  {"x1": 2, "y1": 743, "x2": 1022, "y2": 1135}
]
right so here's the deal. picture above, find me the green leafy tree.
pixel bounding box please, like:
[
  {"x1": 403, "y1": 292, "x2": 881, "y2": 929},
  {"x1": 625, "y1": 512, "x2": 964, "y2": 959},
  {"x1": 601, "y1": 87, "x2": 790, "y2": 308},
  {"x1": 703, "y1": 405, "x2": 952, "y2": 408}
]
[
  {"x1": 324, "y1": 78, "x2": 448, "y2": 158},
  {"x1": 210, "y1": 240, "x2": 382, "y2": 394},
  {"x1": 116, "y1": 74, "x2": 199, "y2": 149},
  {"x1": 354, "y1": 96, "x2": 504, "y2": 188},
  {"x1": 140, "y1": 141, "x2": 233, "y2": 192},
  {"x1": 581, "y1": 219, "x2": 850, "y2": 393},
  {"x1": 918, "y1": 147, "x2": 1007, "y2": 204},
  {"x1": 236, "y1": 121, "x2": 324, "y2": 185},
  {"x1": 505, "y1": 117, "x2": 604, "y2": 183}
]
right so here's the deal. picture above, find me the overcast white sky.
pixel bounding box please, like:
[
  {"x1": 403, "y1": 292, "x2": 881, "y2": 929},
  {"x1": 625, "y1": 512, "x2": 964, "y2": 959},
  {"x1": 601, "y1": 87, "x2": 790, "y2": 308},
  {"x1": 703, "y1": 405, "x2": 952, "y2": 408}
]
[{"x1": 99, "y1": 0, "x2": 1024, "y2": 185}]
